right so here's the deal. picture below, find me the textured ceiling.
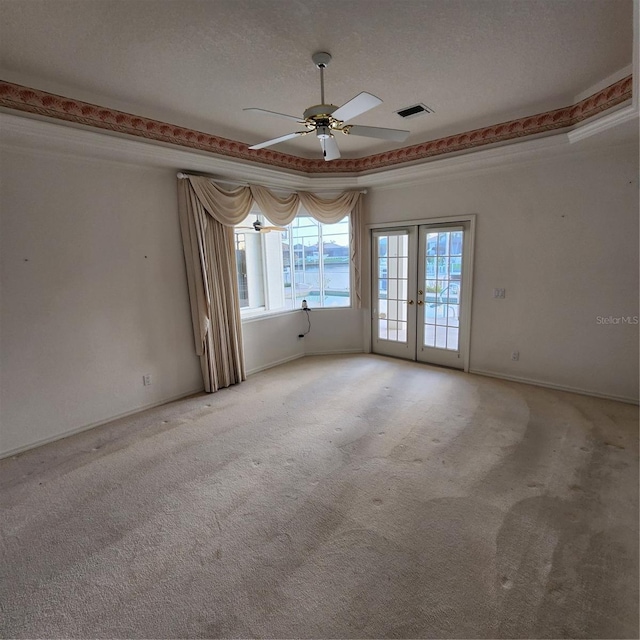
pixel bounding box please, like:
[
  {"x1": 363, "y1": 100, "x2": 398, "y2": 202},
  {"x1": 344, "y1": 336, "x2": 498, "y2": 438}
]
[{"x1": 0, "y1": 0, "x2": 633, "y2": 159}]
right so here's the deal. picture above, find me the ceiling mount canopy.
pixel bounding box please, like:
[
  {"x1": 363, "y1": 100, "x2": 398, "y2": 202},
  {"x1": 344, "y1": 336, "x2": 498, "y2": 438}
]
[{"x1": 244, "y1": 51, "x2": 410, "y2": 161}]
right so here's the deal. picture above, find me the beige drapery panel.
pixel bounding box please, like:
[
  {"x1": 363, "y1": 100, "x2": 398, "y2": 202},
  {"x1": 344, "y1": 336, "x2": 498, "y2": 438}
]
[
  {"x1": 178, "y1": 174, "x2": 363, "y2": 392},
  {"x1": 178, "y1": 180, "x2": 246, "y2": 392}
]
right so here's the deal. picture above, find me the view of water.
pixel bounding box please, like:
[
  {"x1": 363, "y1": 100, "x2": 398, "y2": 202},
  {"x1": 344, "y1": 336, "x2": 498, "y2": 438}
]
[{"x1": 292, "y1": 264, "x2": 350, "y2": 292}]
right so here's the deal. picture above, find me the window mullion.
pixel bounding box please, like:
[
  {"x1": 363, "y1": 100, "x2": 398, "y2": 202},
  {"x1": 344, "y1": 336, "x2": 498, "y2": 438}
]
[
  {"x1": 260, "y1": 228, "x2": 269, "y2": 311},
  {"x1": 318, "y1": 222, "x2": 324, "y2": 304}
]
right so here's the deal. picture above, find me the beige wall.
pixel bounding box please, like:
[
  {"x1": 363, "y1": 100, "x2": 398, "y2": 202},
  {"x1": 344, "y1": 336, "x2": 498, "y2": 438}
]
[
  {"x1": 242, "y1": 304, "x2": 364, "y2": 374},
  {"x1": 1, "y1": 126, "x2": 637, "y2": 457},
  {"x1": 365, "y1": 142, "x2": 639, "y2": 402},
  {"x1": 0, "y1": 146, "x2": 203, "y2": 455},
  {"x1": 302, "y1": 308, "x2": 364, "y2": 356},
  {"x1": 242, "y1": 312, "x2": 305, "y2": 374}
]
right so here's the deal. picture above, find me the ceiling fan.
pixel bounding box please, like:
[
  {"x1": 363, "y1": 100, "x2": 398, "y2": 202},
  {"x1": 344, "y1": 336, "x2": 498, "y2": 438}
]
[
  {"x1": 245, "y1": 52, "x2": 410, "y2": 161},
  {"x1": 237, "y1": 217, "x2": 287, "y2": 233}
]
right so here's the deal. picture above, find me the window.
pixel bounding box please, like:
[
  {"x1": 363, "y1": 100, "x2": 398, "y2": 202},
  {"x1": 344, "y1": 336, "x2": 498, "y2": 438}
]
[
  {"x1": 235, "y1": 233, "x2": 248, "y2": 308},
  {"x1": 234, "y1": 211, "x2": 351, "y2": 316}
]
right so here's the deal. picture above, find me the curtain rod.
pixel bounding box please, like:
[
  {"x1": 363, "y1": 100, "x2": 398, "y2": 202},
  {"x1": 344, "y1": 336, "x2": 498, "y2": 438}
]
[{"x1": 176, "y1": 172, "x2": 366, "y2": 194}]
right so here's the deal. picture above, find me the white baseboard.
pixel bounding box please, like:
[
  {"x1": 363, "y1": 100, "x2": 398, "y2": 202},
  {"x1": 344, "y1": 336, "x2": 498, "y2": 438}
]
[
  {"x1": 469, "y1": 368, "x2": 639, "y2": 405},
  {"x1": 245, "y1": 349, "x2": 365, "y2": 375},
  {"x1": 304, "y1": 348, "x2": 365, "y2": 357},
  {"x1": 245, "y1": 352, "x2": 305, "y2": 376},
  {"x1": 0, "y1": 387, "x2": 205, "y2": 459}
]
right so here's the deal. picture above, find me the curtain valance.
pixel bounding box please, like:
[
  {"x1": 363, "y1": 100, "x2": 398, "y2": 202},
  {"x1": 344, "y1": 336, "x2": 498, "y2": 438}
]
[
  {"x1": 186, "y1": 175, "x2": 360, "y2": 227},
  {"x1": 183, "y1": 174, "x2": 363, "y2": 309}
]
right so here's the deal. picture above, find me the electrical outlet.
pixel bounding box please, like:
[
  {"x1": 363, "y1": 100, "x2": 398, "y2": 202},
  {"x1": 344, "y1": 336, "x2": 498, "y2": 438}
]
[
  {"x1": 494, "y1": 288, "x2": 506, "y2": 298},
  {"x1": 511, "y1": 351, "x2": 519, "y2": 361},
  {"x1": 143, "y1": 374, "x2": 152, "y2": 386}
]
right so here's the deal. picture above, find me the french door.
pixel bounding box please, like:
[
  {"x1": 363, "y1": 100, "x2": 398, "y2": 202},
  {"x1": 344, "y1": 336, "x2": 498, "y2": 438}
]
[{"x1": 372, "y1": 222, "x2": 472, "y2": 369}]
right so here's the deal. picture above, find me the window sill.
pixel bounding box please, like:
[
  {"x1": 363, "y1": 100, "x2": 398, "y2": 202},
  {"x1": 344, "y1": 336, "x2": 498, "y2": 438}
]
[
  {"x1": 241, "y1": 305, "x2": 353, "y2": 324},
  {"x1": 241, "y1": 308, "x2": 301, "y2": 324}
]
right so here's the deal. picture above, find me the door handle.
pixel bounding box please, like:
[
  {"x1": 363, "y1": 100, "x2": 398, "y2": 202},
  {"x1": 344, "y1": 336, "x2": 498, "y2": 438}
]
[
  {"x1": 417, "y1": 300, "x2": 424, "y2": 305},
  {"x1": 408, "y1": 299, "x2": 414, "y2": 305}
]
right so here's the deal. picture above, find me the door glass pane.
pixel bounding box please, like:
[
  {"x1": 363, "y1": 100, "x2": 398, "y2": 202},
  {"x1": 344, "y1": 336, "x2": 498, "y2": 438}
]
[
  {"x1": 424, "y1": 323, "x2": 435, "y2": 347},
  {"x1": 426, "y1": 256, "x2": 436, "y2": 278},
  {"x1": 451, "y1": 231, "x2": 463, "y2": 256},
  {"x1": 398, "y1": 298, "x2": 407, "y2": 321},
  {"x1": 422, "y1": 229, "x2": 463, "y2": 352},
  {"x1": 399, "y1": 256, "x2": 408, "y2": 276},
  {"x1": 376, "y1": 233, "x2": 409, "y2": 343},
  {"x1": 447, "y1": 327, "x2": 459, "y2": 351},
  {"x1": 437, "y1": 233, "x2": 448, "y2": 256},
  {"x1": 388, "y1": 299, "x2": 397, "y2": 323},
  {"x1": 398, "y1": 279, "x2": 408, "y2": 300}
]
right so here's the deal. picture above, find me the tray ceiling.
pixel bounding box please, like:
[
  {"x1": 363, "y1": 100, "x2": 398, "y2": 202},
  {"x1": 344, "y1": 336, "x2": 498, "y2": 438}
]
[{"x1": 0, "y1": 0, "x2": 634, "y2": 160}]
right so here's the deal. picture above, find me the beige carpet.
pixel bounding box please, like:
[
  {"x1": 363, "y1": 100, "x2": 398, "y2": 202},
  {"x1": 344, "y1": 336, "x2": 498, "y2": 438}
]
[{"x1": 1, "y1": 354, "x2": 638, "y2": 639}]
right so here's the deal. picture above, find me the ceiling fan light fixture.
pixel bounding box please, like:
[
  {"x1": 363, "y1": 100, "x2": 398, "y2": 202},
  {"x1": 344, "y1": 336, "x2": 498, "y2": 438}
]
[{"x1": 245, "y1": 51, "x2": 411, "y2": 160}]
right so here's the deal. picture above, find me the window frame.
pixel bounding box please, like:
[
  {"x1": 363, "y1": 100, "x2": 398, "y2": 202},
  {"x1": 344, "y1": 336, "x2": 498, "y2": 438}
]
[{"x1": 234, "y1": 211, "x2": 354, "y2": 320}]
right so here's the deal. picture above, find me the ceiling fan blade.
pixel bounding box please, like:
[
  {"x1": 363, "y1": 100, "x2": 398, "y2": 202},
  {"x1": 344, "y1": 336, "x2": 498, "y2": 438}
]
[
  {"x1": 243, "y1": 108, "x2": 303, "y2": 123},
  {"x1": 346, "y1": 124, "x2": 410, "y2": 142},
  {"x1": 332, "y1": 92, "x2": 383, "y2": 123},
  {"x1": 321, "y1": 136, "x2": 341, "y2": 161},
  {"x1": 249, "y1": 131, "x2": 308, "y2": 150},
  {"x1": 238, "y1": 223, "x2": 286, "y2": 232}
]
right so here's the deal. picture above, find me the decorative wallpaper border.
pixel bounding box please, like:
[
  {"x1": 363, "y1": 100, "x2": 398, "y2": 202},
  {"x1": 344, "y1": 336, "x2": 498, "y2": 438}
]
[{"x1": 0, "y1": 76, "x2": 632, "y2": 174}]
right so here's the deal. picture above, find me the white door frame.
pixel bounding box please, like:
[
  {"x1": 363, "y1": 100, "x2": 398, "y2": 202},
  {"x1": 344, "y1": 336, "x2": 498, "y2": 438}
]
[
  {"x1": 365, "y1": 214, "x2": 476, "y2": 372},
  {"x1": 370, "y1": 226, "x2": 418, "y2": 360}
]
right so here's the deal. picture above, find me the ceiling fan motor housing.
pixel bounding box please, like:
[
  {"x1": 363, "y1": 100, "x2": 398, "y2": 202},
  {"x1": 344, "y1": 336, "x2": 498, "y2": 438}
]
[
  {"x1": 303, "y1": 104, "x2": 342, "y2": 139},
  {"x1": 303, "y1": 104, "x2": 338, "y2": 121}
]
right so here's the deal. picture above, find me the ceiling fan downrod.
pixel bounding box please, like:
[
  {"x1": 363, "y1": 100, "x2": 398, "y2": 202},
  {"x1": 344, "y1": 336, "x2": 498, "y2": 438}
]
[{"x1": 312, "y1": 51, "x2": 332, "y2": 106}]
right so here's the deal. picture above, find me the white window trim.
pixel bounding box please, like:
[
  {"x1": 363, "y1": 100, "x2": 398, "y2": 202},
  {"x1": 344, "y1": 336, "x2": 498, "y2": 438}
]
[{"x1": 235, "y1": 213, "x2": 354, "y2": 319}]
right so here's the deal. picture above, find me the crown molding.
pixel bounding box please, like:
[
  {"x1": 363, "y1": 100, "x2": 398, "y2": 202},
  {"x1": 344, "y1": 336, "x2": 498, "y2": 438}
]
[
  {"x1": 573, "y1": 65, "x2": 633, "y2": 103},
  {"x1": 0, "y1": 111, "x2": 353, "y2": 191},
  {"x1": 567, "y1": 103, "x2": 639, "y2": 143},
  {"x1": 354, "y1": 133, "x2": 574, "y2": 189},
  {"x1": 0, "y1": 75, "x2": 632, "y2": 175},
  {"x1": 2, "y1": 97, "x2": 636, "y2": 194}
]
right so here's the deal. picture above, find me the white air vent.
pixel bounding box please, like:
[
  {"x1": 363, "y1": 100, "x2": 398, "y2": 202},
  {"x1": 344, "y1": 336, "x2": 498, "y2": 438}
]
[{"x1": 396, "y1": 103, "x2": 434, "y2": 119}]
